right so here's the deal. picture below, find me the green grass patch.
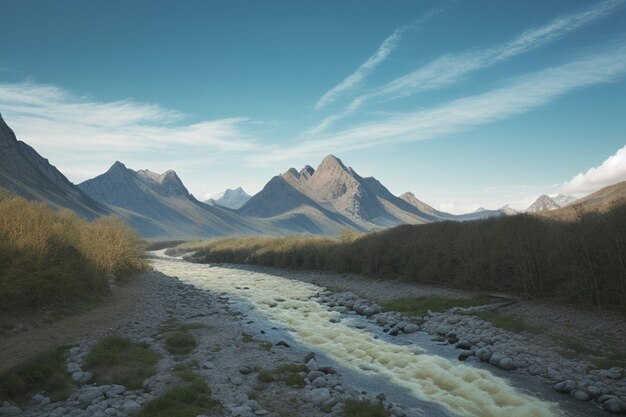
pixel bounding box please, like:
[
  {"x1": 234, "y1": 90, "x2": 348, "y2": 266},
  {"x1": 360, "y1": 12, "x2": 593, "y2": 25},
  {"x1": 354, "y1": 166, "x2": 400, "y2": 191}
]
[
  {"x1": 256, "y1": 363, "x2": 307, "y2": 387},
  {"x1": 84, "y1": 335, "x2": 160, "y2": 389},
  {"x1": 257, "y1": 370, "x2": 275, "y2": 383},
  {"x1": 382, "y1": 295, "x2": 491, "y2": 317},
  {"x1": 475, "y1": 311, "x2": 544, "y2": 334},
  {"x1": 0, "y1": 347, "x2": 72, "y2": 404},
  {"x1": 160, "y1": 321, "x2": 207, "y2": 333},
  {"x1": 165, "y1": 331, "x2": 197, "y2": 355},
  {"x1": 554, "y1": 334, "x2": 625, "y2": 369},
  {"x1": 343, "y1": 399, "x2": 390, "y2": 417},
  {"x1": 138, "y1": 371, "x2": 220, "y2": 417}
]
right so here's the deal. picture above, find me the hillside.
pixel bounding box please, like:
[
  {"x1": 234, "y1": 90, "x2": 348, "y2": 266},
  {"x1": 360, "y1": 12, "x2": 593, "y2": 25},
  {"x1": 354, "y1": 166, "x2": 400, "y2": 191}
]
[
  {"x1": 542, "y1": 181, "x2": 626, "y2": 220},
  {"x1": 0, "y1": 114, "x2": 108, "y2": 220}
]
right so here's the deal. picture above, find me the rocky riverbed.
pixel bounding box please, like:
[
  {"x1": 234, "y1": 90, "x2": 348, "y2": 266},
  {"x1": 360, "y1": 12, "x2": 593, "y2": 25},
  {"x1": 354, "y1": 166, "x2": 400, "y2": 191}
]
[{"x1": 2, "y1": 253, "x2": 625, "y2": 417}]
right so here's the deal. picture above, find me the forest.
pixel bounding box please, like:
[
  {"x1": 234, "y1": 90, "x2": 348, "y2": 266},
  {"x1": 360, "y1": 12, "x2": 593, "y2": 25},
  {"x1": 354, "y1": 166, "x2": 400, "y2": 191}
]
[{"x1": 191, "y1": 205, "x2": 626, "y2": 312}]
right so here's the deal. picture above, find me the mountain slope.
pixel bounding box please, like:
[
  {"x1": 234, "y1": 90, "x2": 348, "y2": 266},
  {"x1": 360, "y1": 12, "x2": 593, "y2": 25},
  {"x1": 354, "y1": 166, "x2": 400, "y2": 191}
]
[
  {"x1": 79, "y1": 162, "x2": 274, "y2": 238},
  {"x1": 541, "y1": 181, "x2": 626, "y2": 220},
  {"x1": 206, "y1": 187, "x2": 251, "y2": 209},
  {"x1": 0, "y1": 113, "x2": 107, "y2": 219},
  {"x1": 239, "y1": 155, "x2": 436, "y2": 233}
]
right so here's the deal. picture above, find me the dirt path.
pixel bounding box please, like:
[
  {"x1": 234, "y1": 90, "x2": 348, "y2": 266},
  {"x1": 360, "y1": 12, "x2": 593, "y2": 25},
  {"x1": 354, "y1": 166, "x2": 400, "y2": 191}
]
[{"x1": 0, "y1": 272, "x2": 149, "y2": 374}]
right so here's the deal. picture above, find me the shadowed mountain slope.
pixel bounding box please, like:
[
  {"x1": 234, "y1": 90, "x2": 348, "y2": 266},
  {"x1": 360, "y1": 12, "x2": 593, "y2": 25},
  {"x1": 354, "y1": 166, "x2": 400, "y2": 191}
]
[
  {"x1": 0, "y1": 114, "x2": 107, "y2": 219},
  {"x1": 541, "y1": 181, "x2": 626, "y2": 220}
]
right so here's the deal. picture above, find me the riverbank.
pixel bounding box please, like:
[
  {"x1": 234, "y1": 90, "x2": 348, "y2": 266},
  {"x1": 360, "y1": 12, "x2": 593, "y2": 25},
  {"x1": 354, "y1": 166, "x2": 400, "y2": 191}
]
[
  {"x1": 2, "y1": 254, "x2": 625, "y2": 416},
  {"x1": 0, "y1": 264, "x2": 428, "y2": 417}
]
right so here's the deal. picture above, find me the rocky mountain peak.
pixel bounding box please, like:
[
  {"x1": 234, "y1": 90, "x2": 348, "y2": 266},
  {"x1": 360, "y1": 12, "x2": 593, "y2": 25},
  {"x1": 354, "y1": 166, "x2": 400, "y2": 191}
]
[
  {"x1": 527, "y1": 195, "x2": 561, "y2": 212},
  {"x1": 0, "y1": 113, "x2": 18, "y2": 147},
  {"x1": 300, "y1": 165, "x2": 315, "y2": 177},
  {"x1": 316, "y1": 154, "x2": 350, "y2": 175}
]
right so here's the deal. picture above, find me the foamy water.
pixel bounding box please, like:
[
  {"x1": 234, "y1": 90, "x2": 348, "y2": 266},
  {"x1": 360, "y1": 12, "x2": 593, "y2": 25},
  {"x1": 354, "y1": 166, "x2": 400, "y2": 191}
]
[{"x1": 150, "y1": 254, "x2": 561, "y2": 417}]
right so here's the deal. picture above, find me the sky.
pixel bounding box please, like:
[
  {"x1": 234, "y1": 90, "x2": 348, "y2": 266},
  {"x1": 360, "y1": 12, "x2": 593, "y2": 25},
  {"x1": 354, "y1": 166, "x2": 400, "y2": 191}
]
[{"x1": 1, "y1": 0, "x2": 626, "y2": 213}]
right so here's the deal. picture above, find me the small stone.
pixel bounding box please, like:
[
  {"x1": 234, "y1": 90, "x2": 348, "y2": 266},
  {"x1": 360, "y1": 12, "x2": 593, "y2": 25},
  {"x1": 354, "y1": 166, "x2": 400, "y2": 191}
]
[
  {"x1": 105, "y1": 385, "x2": 126, "y2": 398},
  {"x1": 604, "y1": 398, "x2": 626, "y2": 413},
  {"x1": 71, "y1": 371, "x2": 84, "y2": 382},
  {"x1": 307, "y1": 371, "x2": 325, "y2": 381},
  {"x1": 239, "y1": 366, "x2": 253, "y2": 375},
  {"x1": 67, "y1": 362, "x2": 81, "y2": 374},
  {"x1": 476, "y1": 348, "x2": 492, "y2": 362},
  {"x1": 104, "y1": 408, "x2": 117, "y2": 416},
  {"x1": 571, "y1": 390, "x2": 591, "y2": 402},
  {"x1": 312, "y1": 377, "x2": 328, "y2": 388},
  {"x1": 553, "y1": 380, "x2": 577, "y2": 394},
  {"x1": 306, "y1": 358, "x2": 318, "y2": 372},
  {"x1": 455, "y1": 340, "x2": 472, "y2": 350},
  {"x1": 585, "y1": 385, "x2": 601, "y2": 398},
  {"x1": 120, "y1": 399, "x2": 142, "y2": 415},
  {"x1": 458, "y1": 351, "x2": 473, "y2": 361},
  {"x1": 402, "y1": 323, "x2": 419, "y2": 334},
  {"x1": 32, "y1": 394, "x2": 44, "y2": 403},
  {"x1": 498, "y1": 357, "x2": 515, "y2": 371},
  {"x1": 0, "y1": 405, "x2": 22, "y2": 416},
  {"x1": 230, "y1": 375, "x2": 244, "y2": 385}
]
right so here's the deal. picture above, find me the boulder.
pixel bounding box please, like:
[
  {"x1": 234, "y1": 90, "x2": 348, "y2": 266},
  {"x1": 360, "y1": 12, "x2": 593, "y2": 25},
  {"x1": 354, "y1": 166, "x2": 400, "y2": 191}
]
[
  {"x1": 402, "y1": 323, "x2": 419, "y2": 334},
  {"x1": 604, "y1": 398, "x2": 626, "y2": 414},
  {"x1": 571, "y1": 390, "x2": 591, "y2": 402},
  {"x1": 0, "y1": 405, "x2": 22, "y2": 416},
  {"x1": 498, "y1": 357, "x2": 515, "y2": 371},
  {"x1": 553, "y1": 380, "x2": 577, "y2": 394}
]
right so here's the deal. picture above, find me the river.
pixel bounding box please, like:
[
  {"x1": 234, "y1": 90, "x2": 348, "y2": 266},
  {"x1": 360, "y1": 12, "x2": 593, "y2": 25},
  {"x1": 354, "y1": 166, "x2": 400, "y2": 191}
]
[{"x1": 150, "y1": 252, "x2": 570, "y2": 417}]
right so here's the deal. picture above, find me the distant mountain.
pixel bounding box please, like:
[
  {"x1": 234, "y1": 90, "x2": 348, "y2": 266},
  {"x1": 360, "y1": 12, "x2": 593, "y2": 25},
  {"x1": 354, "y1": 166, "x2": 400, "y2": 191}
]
[
  {"x1": 399, "y1": 192, "x2": 505, "y2": 221},
  {"x1": 79, "y1": 162, "x2": 274, "y2": 238},
  {"x1": 499, "y1": 204, "x2": 519, "y2": 216},
  {"x1": 553, "y1": 193, "x2": 577, "y2": 207},
  {"x1": 238, "y1": 154, "x2": 437, "y2": 234},
  {"x1": 205, "y1": 187, "x2": 251, "y2": 209},
  {"x1": 0, "y1": 113, "x2": 107, "y2": 219},
  {"x1": 541, "y1": 181, "x2": 626, "y2": 220},
  {"x1": 526, "y1": 195, "x2": 561, "y2": 212}
]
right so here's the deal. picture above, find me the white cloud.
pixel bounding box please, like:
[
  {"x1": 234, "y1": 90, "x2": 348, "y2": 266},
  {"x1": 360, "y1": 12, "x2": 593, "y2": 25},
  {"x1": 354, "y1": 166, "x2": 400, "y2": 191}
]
[
  {"x1": 562, "y1": 144, "x2": 626, "y2": 194},
  {"x1": 252, "y1": 45, "x2": 626, "y2": 165},
  {"x1": 0, "y1": 82, "x2": 266, "y2": 185},
  {"x1": 312, "y1": 0, "x2": 625, "y2": 132},
  {"x1": 314, "y1": 9, "x2": 442, "y2": 111}
]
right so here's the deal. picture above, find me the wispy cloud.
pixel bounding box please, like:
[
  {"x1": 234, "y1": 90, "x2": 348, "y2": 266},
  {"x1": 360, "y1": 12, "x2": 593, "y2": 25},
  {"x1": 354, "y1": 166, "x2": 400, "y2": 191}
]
[
  {"x1": 252, "y1": 44, "x2": 626, "y2": 164},
  {"x1": 312, "y1": 0, "x2": 625, "y2": 132},
  {"x1": 0, "y1": 82, "x2": 265, "y2": 183},
  {"x1": 314, "y1": 9, "x2": 442, "y2": 111},
  {"x1": 562, "y1": 144, "x2": 626, "y2": 194}
]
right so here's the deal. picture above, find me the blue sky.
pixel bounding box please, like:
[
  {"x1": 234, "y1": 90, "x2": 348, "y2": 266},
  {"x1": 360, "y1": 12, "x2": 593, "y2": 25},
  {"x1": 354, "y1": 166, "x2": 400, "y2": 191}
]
[{"x1": 1, "y1": 0, "x2": 626, "y2": 213}]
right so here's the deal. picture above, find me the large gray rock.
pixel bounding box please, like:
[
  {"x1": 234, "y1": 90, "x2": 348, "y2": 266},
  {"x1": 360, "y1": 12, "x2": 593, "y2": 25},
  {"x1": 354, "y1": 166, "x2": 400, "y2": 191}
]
[
  {"x1": 120, "y1": 399, "x2": 142, "y2": 415},
  {"x1": 604, "y1": 398, "x2": 626, "y2": 413},
  {"x1": 403, "y1": 323, "x2": 419, "y2": 334},
  {"x1": 553, "y1": 380, "x2": 577, "y2": 394},
  {"x1": 0, "y1": 405, "x2": 22, "y2": 416}
]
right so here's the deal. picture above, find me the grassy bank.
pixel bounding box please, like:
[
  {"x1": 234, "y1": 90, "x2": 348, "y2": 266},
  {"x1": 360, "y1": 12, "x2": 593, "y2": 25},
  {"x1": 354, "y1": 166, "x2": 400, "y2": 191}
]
[
  {"x1": 189, "y1": 205, "x2": 626, "y2": 312},
  {"x1": 0, "y1": 194, "x2": 145, "y2": 312}
]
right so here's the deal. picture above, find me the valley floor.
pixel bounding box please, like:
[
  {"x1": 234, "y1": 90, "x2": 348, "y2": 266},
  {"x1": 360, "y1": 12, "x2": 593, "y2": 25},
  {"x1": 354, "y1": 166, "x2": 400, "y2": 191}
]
[{"x1": 1, "y1": 256, "x2": 625, "y2": 416}]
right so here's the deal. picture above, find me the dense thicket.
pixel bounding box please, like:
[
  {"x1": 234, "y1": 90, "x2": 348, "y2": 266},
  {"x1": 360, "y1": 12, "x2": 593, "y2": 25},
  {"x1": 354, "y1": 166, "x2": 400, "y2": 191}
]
[
  {"x1": 0, "y1": 195, "x2": 145, "y2": 311},
  {"x1": 194, "y1": 207, "x2": 626, "y2": 312}
]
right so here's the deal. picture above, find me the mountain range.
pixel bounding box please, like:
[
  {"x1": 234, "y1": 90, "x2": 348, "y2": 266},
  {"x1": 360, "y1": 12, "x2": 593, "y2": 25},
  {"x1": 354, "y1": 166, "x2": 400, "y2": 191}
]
[
  {"x1": 1, "y1": 113, "x2": 623, "y2": 238},
  {"x1": 78, "y1": 162, "x2": 275, "y2": 237}
]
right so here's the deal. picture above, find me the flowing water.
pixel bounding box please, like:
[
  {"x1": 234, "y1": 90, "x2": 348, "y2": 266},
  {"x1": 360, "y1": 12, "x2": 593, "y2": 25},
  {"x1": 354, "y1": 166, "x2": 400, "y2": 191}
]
[{"x1": 150, "y1": 253, "x2": 563, "y2": 417}]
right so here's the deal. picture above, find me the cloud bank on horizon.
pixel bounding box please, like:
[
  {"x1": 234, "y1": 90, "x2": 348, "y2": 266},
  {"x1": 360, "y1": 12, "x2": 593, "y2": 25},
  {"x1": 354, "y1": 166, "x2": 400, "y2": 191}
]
[{"x1": 1, "y1": 0, "x2": 625, "y2": 213}]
